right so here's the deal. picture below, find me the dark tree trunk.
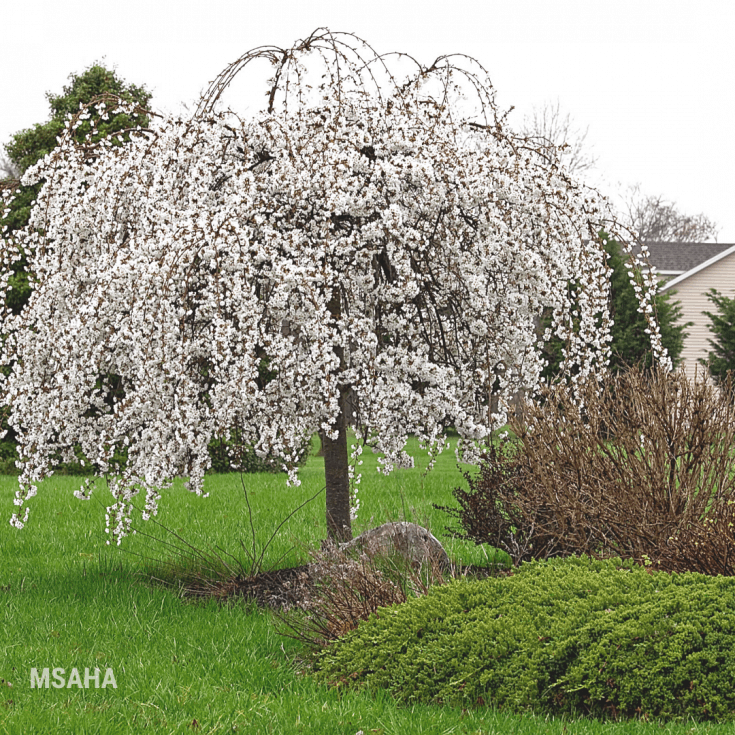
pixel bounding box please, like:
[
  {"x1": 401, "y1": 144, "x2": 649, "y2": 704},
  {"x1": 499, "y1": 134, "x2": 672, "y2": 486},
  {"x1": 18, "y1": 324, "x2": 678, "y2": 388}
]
[
  {"x1": 323, "y1": 387, "x2": 352, "y2": 542},
  {"x1": 323, "y1": 287, "x2": 352, "y2": 542}
]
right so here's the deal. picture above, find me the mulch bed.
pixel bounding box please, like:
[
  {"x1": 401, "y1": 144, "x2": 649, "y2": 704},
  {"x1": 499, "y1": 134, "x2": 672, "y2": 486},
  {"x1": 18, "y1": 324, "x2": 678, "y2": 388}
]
[
  {"x1": 185, "y1": 562, "x2": 504, "y2": 611},
  {"x1": 186, "y1": 564, "x2": 316, "y2": 610}
]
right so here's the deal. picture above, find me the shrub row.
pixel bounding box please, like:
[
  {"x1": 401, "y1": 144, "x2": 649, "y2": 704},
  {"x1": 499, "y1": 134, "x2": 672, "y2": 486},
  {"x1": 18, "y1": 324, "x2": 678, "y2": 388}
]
[
  {"x1": 313, "y1": 557, "x2": 735, "y2": 722},
  {"x1": 0, "y1": 431, "x2": 309, "y2": 476}
]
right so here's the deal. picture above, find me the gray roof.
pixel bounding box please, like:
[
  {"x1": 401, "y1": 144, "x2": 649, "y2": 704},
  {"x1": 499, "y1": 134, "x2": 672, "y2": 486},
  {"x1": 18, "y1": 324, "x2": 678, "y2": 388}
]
[{"x1": 635, "y1": 242, "x2": 734, "y2": 274}]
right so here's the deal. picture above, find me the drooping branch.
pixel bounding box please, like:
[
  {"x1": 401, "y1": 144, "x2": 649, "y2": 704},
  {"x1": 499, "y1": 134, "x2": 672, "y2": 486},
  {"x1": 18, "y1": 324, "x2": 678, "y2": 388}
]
[{"x1": 1, "y1": 29, "x2": 666, "y2": 543}]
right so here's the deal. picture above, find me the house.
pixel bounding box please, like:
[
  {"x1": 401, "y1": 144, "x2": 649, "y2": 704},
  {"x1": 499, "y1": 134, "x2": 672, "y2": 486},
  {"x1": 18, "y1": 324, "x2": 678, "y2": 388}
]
[{"x1": 642, "y1": 242, "x2": 735, "y2": 380}]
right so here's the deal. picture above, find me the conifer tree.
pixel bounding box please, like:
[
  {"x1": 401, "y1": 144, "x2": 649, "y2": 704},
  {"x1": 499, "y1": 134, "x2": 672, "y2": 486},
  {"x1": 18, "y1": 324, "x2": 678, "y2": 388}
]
[
  {"x1": 605, "y1": 237, "x2": 688, "y2": 372},
  {"x1": 541, "y1": 235, "x2": 689, "y2": 379},
  {"x1": 702, "y1": 289, "x2": 735, "y2": 383}
]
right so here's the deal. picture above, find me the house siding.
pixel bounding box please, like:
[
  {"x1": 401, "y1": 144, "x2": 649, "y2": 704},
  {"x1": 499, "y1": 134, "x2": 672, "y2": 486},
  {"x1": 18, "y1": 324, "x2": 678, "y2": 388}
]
[{"x1": 665, "y1": 252, "x2": 735, "y2": 380}]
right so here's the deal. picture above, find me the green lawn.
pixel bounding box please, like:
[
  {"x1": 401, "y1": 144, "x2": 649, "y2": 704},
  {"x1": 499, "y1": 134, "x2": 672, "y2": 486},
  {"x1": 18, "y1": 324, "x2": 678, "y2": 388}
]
[{"x1": 0, "y1": 440, "x2": 729, "y2": 733}]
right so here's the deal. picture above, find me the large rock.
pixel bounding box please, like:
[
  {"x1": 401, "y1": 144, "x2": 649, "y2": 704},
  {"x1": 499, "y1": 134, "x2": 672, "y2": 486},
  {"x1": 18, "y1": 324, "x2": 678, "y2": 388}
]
[{"x1": 340, "y1": 521, "x2": 450, "y2": 571}]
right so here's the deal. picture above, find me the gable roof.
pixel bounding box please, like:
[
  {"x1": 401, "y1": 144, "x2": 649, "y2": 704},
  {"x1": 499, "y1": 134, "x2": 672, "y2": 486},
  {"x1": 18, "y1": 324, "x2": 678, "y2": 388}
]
[
  {"x1": 656, "y1": 243, "x2": 735, "y2": 292},
  {"x1": 635, "y1": 242, "x2": 733, "y2": 276}
]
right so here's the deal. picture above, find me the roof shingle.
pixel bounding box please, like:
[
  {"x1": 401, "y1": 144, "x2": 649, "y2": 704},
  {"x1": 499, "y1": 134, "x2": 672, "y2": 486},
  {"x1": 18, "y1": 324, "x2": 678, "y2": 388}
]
[{"x1": 635, "y1": 242, "x2": 733, "y2": 274}]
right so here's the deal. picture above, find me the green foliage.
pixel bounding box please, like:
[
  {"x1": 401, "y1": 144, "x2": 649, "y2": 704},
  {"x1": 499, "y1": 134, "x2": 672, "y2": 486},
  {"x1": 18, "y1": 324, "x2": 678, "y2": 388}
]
[
  {"x1": 542, "y1": 236, "x2": 689, "y2": 378},
  {"x1": 701, "y1": 288, "x2": 735, "y2": 383},
  {"x1": 605, "y1": 238, "x2": 688, "y2": 371},
  {"x1": 4, "y1": 63, "x2": 151, "y2": 176},
  {"x1": 314, "y1": 557, "x2": 735, "y2": 722}
]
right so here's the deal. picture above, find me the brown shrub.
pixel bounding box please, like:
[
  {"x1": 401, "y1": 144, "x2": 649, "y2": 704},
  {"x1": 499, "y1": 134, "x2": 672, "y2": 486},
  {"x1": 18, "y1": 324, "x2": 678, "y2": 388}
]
[
  {"x1": 439, "y1": 366, "x2": 735, "y2": 575},
  {"x1": 276, "y1": 538, "x2": 451, "y2": 650}
]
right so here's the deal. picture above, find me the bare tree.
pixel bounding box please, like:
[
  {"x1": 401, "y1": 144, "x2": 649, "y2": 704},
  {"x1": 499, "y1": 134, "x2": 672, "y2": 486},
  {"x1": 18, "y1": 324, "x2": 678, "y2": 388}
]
[
  {"x1": 520, "y1": 100, "x2": 597, "y2": 176},
  {"x1": 623, "y1": 184, "x2": 718, "y2": 242},
  {"x1": 0, "y1": 151, "x2": 20, "y2": 181}
]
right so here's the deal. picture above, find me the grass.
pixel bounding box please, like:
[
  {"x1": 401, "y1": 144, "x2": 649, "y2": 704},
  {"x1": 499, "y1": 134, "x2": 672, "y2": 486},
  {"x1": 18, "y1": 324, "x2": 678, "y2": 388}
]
[{"x1": 1, "y1": 438, "x2": 732, "y2": 733}]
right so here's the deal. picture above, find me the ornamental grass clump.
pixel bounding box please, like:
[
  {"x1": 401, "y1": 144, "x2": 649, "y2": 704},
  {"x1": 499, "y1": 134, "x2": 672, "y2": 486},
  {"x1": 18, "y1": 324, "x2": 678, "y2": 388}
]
[
  {"x1": 439, "y1": 365, "x2": 735, "y2": 574},
  {"x1": 313, "y1": 557, "x2": 735, "y2": 722},
  {"x1": 276, "y1": 534, "x2": 452, "y2": 648}
]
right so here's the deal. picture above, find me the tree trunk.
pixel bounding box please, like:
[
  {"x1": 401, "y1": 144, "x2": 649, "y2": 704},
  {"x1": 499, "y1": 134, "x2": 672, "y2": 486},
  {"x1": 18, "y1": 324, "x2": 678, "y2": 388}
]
[
  {"x1": 323, "y1": 387, "x2": 352, "y2": 542},
  {"x1": 323, "y1": 287, "x2": 352, "y2": 542}
]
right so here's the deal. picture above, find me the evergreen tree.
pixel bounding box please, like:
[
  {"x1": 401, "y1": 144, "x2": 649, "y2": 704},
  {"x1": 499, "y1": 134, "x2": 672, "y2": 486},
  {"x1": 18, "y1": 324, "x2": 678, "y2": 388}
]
[
  {"x1": 1, "y1": 63, "x2": 151, "y2": 315},
  {"x1": 541, "y1": 236, "x2": 689, "y2": 378},
  {"x1": 701, "y1": 289, "x2": 735, "y2": 383},
  {"x1": 605, "y1": 237, "x2": 689, "y2": 372},
  {"x1": 4, "y1": 63, "x2": 151, "y2": 176}
]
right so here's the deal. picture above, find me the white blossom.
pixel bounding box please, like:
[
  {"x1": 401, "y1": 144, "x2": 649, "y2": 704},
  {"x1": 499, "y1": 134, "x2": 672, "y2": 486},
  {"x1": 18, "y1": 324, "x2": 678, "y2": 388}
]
[{"x1": 0, "y1": 31, "x2": 661, "y2": 541}]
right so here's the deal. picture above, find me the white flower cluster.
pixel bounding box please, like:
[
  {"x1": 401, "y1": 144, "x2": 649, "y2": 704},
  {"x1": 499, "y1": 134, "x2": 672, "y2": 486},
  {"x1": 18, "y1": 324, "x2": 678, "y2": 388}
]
[
  {"x1": 0, "y1": 32, "x2": 635, "y2": 541},
  {"x1": 614, "y1": 238, "x2": 672, "y2": 372}
]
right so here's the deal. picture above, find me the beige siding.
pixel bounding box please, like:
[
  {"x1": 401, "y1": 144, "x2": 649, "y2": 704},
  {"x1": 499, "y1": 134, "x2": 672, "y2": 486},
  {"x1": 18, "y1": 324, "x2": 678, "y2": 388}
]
[{"x1": 664, "y1": 252, "x2": 735, "y2": 381}]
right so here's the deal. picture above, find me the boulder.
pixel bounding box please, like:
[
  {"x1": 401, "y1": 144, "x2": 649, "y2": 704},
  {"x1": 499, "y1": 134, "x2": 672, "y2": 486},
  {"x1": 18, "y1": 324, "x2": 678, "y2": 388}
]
[{"x1": 340, "y1": 521, "x2": 450, "y2": 571}]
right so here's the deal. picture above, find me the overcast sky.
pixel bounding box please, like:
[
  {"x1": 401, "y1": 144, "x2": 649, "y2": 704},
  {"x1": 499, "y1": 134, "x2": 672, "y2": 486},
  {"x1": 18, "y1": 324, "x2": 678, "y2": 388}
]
[{"x1": 2, "y1": 0, "x2": 733, "y2": 241}]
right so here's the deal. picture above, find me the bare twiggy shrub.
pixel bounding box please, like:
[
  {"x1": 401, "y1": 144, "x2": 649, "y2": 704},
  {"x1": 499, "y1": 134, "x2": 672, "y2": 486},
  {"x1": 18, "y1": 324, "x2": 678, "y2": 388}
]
[
  {"x1": 440, "y1": 366, "x2": 735, "y2": 574},
  {"x1": 277, "y1": 537, "x2": 451, "y2": 649}
]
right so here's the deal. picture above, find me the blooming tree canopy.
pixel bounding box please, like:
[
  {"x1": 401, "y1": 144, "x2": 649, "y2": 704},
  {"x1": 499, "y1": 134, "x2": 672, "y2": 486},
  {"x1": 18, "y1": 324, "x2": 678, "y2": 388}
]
[{"x1": 0, "y1": 31, "x2": 668, "y2": 542}]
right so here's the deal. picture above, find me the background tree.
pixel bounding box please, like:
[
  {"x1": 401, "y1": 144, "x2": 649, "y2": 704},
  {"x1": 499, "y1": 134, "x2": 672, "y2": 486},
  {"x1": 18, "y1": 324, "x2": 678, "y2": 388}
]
[
  {"x1": 4, "y1": 63, "x2": 151, "y2": 177},
  {"x1": 541, "y1": 235, "x2": 689, "y2": 378},
  {"x1": 0, "y1": 64, "x2": 151, "y2": 470},
  {"x1": 520, "y1": 100, "x2": 598, "y2": 176},
  {"x1": 623, "y1": 184, "x2": 719, "y2": 242},
  {"x1": 1, "y1": 31, "x2": 655, "y2": 543},
  {"x1": 1, "y1": 63, "x2": 151, "y2": 314},
  {"x1": 701, "y1": 289, "x2": 735, "y2": 383},
  {"x1": 519, "y1": 105, "x2": 717, "y2": 244},
  {"x1": 604, "y1": 237, "x2": 688, "y2": 371}
]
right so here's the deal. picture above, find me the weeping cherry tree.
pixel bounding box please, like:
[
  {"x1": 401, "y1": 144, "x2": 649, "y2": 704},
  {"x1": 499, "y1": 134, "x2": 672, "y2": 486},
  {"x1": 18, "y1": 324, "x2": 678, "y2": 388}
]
[{"x1": 0, "y1": 30, "x2": 669, "y2": 542}]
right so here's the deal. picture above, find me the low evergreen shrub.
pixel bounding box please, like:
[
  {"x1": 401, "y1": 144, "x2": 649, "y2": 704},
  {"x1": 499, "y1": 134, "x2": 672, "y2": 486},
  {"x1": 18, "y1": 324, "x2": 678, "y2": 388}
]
[{"x1": 313, "y1": 557, "x2": 735, "y2": 722}]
